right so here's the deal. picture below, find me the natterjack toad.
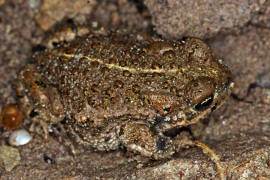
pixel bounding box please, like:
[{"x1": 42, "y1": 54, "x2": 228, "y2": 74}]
[{"x1": 16, "y1": 32, "x2": 232, "y2": 160}]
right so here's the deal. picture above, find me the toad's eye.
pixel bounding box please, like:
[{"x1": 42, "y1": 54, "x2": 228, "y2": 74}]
[
  {"x1": 194, "y1": 94, "x2": 213, "y2": 111},
  {"x1": 184, "y1": 77, "x2": 215, "y2": 111}
]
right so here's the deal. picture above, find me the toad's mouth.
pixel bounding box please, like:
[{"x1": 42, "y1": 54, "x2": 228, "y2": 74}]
[
  {"x1": 217, "y1": 77, "x2": 233, "y2": 97},
  {"x1": 212, "y1": 77, "x2": 233, "y2": 110}
]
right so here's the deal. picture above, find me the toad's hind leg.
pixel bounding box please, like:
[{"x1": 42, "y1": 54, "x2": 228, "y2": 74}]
[
  {"x1": 64, "y1": 120, "x2": 123, "y2": 152},
  {"x1": 119, "y1": 120, "x2": 176, "y2": 160}
]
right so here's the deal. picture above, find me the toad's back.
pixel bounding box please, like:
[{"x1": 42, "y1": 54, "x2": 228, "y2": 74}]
[{"x1": 20, "y1": 33, "x2": 231, "y2": 126}]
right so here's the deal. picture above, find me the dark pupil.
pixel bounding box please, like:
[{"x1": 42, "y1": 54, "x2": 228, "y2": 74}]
[{"x1": 194, "y1": 94, "x2": 214, "y2": 111}]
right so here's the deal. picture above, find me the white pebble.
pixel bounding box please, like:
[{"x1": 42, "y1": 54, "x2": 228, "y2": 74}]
[{"x1": 9, "y1": 129, "x2": 32, "y2": 146}]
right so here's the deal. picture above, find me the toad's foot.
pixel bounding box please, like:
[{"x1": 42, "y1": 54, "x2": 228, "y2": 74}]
[
  {"x1": 119, "y1": 120, "x2": 176, "y2": 160},
  {"x1": 194, "y1": 140, "x2": 226, "y2": 180},
  {"x1": 28, "y1": 117, "x2": 49, "y2": 140},
  {"x1": 49, "y1": 123, "x2": 78, "y2": 155}
]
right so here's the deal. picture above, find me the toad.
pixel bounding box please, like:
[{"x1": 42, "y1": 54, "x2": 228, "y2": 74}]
[{"x1": 16, "y1": 31, "x2": 232, "y2": 160}]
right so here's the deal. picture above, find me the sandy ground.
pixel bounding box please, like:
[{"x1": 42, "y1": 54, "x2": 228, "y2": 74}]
[{"x1": 1, "y1": 0, "x2": 270, "y2": 179}]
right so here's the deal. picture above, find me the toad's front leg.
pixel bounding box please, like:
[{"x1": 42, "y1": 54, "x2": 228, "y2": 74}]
[
  {"x1": 119, "y1": 120, "x2": 176, "y2": 160},
  {"x1": 16, "y1": 64, "x2": 65, "y2": 139}
]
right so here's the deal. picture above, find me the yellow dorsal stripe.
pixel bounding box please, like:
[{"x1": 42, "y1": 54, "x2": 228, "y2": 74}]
[{"x1": 62, "y1": 53, "x2": 180, "y2": 74}]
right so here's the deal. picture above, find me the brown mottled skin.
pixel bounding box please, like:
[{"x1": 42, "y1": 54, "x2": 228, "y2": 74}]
[{"x1": 16, "y1": 32, "x2": 232, "y2": 159}]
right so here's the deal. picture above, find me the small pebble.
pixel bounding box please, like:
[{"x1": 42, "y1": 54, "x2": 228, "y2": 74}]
[
  {"x1": 257, "y1": 70, "x2": 270, "y2": 88},
  {"x1": 9, "y1": 129, "x2": 32, "y2": 146},
  {"x1": 0, "y1": 145, "x2": 21, "y2": 171},
  {"x1": 28, "y1": 0, "x2": 41, "y2": 9},
  {"x1": 0, "y1": 104, "x2": 23, "y2": 129},
  {"x1": 262, "y1": 89, "x2": 270, "y2": 104},
  {"x1": 0, "y1": 0, "x2": 6, "y2": 7}
]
